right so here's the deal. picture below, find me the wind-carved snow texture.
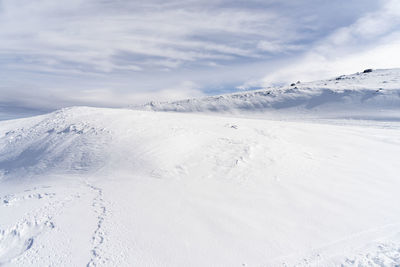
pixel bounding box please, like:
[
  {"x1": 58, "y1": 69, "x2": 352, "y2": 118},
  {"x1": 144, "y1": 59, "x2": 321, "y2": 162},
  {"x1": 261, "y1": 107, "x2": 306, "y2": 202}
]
[
  {"x1": 0, "y1": 220, "x2": 51, "y2": 264},
  {"x1": 0, "y1": 183, "x2": 86, "y2": 265},
  {"x1": 0, "y1": 186, "x2": 57, "y2": 265},
  {"x1": 342, "y1": 243, "x2": 400, "y2": 266},
  {"x1": 86, "y1": 183, "x2": 108, "y2": 267},
  {"x1": 1, "y1": 192, "x2": 55, "y2": 206},
  {"x1": 0, "y1": 107, "x2": 112, "y2": 179},
  {"x1": 0, "y1": 70, "x2": 400, "y2": 266}
]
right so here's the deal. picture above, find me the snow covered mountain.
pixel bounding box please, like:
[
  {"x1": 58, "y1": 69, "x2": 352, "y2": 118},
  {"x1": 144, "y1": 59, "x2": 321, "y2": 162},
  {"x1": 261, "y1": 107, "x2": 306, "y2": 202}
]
[
  {"x1": 142, "y1": 69, "x2": 400, "y2": 119},
  {"x1": 0, "y1": 69, "x2": 400, "y2": 266}
]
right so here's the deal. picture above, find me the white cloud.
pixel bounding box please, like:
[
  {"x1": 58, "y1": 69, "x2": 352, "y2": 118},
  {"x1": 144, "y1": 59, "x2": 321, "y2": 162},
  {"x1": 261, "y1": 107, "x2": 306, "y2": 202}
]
[
  {"x1": 260, "y1": 0, "x2": 400, "y2": 85},
  {"x1": 0, "y1": 81, "x2": 205, "y2": 111},
  {"x1": 0, "y1": 0, "x2": 393, "y2": 110},
  {"x1": 257, "y1": 40, "x2": 303, "y2": 53}
]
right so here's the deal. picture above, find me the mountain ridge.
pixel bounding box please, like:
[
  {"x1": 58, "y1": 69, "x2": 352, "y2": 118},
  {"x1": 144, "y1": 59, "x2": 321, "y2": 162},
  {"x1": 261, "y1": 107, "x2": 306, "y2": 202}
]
[{"x1": 138, "y1": 69, "x2": 400, "y2": 117}]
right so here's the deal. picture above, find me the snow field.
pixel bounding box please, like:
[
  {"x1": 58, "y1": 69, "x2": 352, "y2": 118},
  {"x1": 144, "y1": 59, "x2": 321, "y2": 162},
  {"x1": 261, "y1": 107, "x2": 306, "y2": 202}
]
[
  {"x1": 0, "y1": 107, "x2": 399, "y2": 266},
  {"x1": 0, "y1": 69, "x2": 400, "y2": 266}
]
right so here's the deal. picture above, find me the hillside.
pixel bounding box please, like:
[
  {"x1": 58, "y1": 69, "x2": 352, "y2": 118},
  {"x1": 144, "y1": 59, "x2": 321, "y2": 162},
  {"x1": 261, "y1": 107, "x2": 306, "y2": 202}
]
[
  {"x1": 141, "y1": 69, "x2": 400, "y2": 119},
  {"x1": 0, "y1": 70, "x2": 400, "y2": 266}
]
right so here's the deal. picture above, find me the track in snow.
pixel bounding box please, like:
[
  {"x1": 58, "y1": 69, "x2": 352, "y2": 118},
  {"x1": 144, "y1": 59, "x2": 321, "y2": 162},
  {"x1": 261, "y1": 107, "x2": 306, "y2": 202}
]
[{"x1": 86, "y1": 182, "x2": 108, "y2": 267}]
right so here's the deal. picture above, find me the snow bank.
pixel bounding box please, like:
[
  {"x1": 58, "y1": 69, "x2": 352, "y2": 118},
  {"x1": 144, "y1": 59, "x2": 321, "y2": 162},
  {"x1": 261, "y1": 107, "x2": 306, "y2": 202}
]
[{"x1": 0, "y1": 107, "x2": 112, "y2": 179}]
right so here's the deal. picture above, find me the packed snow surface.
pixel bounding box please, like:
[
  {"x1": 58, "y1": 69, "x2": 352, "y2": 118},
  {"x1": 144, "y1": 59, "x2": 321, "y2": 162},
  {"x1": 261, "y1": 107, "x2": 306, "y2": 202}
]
[{"x1": 0, "y1": 69, "x2": 400, "y2": 266}]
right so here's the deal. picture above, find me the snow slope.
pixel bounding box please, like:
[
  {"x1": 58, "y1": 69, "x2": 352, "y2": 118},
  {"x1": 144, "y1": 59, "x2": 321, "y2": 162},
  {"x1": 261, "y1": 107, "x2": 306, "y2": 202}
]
[
  {"x1": 0, "y1": 70, "x2": 400, "y2": 266},
  {"x1": 142, "y1": 69, "x2": 400, "y2": 120}
]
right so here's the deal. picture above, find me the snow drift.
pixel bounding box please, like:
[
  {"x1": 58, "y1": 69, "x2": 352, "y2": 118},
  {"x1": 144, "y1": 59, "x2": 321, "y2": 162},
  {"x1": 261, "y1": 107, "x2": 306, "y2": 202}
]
[{"x1": 0, "y1": 108, "x2": 112, "y2": 179}]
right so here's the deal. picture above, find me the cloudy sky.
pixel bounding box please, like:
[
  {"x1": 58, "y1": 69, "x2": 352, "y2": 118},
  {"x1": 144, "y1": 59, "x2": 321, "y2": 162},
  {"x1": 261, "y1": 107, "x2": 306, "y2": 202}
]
[{"x1": 1, "y1": 0, "x2": 400, "y2": 112}]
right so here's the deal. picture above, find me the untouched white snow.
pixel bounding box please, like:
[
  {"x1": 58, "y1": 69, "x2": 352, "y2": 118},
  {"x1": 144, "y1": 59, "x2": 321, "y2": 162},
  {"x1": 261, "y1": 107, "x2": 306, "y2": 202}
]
[
  {"x1": 141, "y1": 69, "x2": 400, "y2": 121},
  {"x1": 0, "y1": 69, "x2": 400, "y2": 266}
]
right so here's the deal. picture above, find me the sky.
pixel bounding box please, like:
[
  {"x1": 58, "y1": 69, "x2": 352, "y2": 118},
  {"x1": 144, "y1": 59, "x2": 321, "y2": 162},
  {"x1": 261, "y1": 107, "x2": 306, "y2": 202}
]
[{"x1": 1, "y1": 0, "x2": 400, "y2": 113}]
